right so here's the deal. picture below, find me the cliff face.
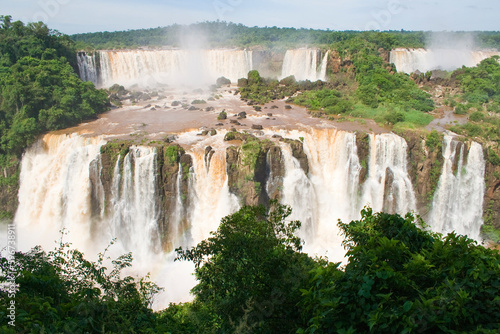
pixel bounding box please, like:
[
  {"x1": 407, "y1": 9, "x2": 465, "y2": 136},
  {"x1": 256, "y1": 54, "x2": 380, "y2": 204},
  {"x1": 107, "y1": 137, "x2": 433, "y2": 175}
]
[
  {"x1": 483, "y1": 146, "x2": 500, "y2": 241},
  {"x1": 402, "y1": 132, "x2": 444, "y2": 218},
  {"x1": 3, "y1": 130, "x2": 500, "y2": 244},
  {"x1": 98, "y1": 141, "x2": 193, "y2": 252},
  {"x1": 0, "y1": 158, "x2": 20, "y2": 220}
]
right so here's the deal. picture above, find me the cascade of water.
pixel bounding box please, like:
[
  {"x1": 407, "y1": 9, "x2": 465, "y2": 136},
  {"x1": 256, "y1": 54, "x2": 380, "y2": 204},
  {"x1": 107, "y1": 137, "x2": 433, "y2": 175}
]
[
  {"x1": 281, "y1": 49, "x2": 327, "y2": 81},
  {"x1": 390, "y1": 48, "x2": 500, "y2": 74},
  {"x1": 77, "y1": 52, "x2": 99, "y2": 84},
  {"x1": 13, "y1": 129, "x2": 489, "y2": 308},
  {"x1": 94, "y1": 49, "x2": 253, "y2": 88},
  {"x1": 186, "y1": 140, "x2": 240, "y2": 244},
  {"x1": 279, "y1": 142, "x2": 317, "y2": 240},
  {"x1": 107, "y1": 146, "x2": 161, "y2": 260},
  {"x1": 169, "y1": 163, "x2": 190, "y2": 248},
  {"x1": 15, "y1": 134, "x2": 106, "y2": 252},
  {"x1": 361, "y1": 133, "x2": 416, "y2": 215},
  {"x1": 318, "y1": 50, "x2": 329, "y2": 81},
  {"x1": 428, "y1": 136, "x2": 485, "y2": 240},
  {"x1": 275, "y1": 129, "x2": 361, "y2": 259}
]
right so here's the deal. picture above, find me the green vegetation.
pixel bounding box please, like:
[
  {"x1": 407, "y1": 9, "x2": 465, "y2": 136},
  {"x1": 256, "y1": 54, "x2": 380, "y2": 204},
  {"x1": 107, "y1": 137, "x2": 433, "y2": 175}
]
[
  {"x1": 0, "y1": 237, "x2": 160, "y2": 333},
  {"x1": 426, "y1": 130, "x2": 443, "y2": 151},
  {"x1": 176, "y1": 202, "x2": 310, "y2": 333},
  {"x1": 291, "y1": 89, "x2": 353, "y2": 114},
  {"x1": 0, "y1": 16, "x2": 109, "y2": 156},
  {"x1": 448, "y1": 56, "x2": 500, "y2": 142},
  {"x1": 164, "y1": 145, "x2": 182, "y2": 165},
  {"x1": 236, "y1": 35, "x2": 435, "y2": 129},
  {"x1": 70, "y1": 21, "x2": 500, "y2": 50},
  {"x1": 3, "y1": 204, "x2": 500, "y2": 333},
  {"x1": 300, "y1": 208, "x2": 500, "y2": 333}
]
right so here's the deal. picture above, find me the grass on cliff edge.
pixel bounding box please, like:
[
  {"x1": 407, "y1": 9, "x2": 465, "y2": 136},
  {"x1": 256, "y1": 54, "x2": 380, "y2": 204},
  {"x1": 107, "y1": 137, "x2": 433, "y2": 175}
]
[{"x1": 346, "y1": 103, "x2": 434, "y2": 129}]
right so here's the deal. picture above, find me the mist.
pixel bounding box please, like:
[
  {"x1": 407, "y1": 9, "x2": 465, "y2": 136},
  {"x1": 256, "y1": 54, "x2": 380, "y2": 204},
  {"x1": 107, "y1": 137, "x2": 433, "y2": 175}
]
[{"x1": 423, "y1": 32, "x2": 479, "y2": 71}]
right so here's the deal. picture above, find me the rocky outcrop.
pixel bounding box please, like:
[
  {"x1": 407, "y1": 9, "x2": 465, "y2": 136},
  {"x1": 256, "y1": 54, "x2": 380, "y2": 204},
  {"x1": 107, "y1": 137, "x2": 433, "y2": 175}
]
[
  {"x1": 482, "y1": 145, "x2": 500, "y2": 242},
  {"x1": 226, "y1": 135, "x2": 276, "y2": 206},
  {"x1": 281, "y1": 138, "x2": 309, "y2": 174},
  {"x1": 0, "y1": 158, "x2": 20, "y2": 220},
  {"x1": 356, "y1": 133, "x2": 370, "y2": 184},
  {"x1": 402, "y1": 132, "x2": 444, "y2": 218},
  {"x1": 98, "y1": 140, "x2": 193, "y2": 252}
]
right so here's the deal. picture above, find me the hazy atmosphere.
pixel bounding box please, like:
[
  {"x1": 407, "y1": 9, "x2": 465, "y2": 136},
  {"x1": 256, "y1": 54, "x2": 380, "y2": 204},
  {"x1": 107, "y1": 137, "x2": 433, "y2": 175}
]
[{"x1": 5, "y1": 0, "x2": 500, "y2": 34}]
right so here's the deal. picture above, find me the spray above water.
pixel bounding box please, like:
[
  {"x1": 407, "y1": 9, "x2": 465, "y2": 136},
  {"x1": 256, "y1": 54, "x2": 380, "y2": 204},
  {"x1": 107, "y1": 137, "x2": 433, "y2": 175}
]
[{"x1": 390, "y1": 32, "x2": 500, "y2": 73}]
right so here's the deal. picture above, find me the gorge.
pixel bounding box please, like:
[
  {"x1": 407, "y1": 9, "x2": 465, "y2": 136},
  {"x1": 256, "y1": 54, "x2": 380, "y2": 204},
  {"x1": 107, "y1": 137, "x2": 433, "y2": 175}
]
[{"x1": 4, "y1": 46, "x2": 499, "y2": 309}]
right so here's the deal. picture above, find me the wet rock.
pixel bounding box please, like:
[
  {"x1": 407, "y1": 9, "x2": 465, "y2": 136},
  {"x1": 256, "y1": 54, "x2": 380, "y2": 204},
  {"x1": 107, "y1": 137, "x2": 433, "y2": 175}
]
[
  {"x1": 238, "y1": 112, "x2": 247, "y2": 118},
  {"x1": 251, "y1": 124, "x2": 263, "y2": 130},
  {"x1": 281, "y1": 138, "x2": 309, "y2": 174},
  {"x1": 217, "y1": 111, "x2": 227, "y2": 120}
]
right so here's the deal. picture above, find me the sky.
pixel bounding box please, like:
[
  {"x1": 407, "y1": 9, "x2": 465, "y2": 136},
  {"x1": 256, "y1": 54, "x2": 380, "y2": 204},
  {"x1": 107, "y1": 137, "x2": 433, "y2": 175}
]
[{"x1": 3, "y1": 0, "x2": 500, "y2": 35}]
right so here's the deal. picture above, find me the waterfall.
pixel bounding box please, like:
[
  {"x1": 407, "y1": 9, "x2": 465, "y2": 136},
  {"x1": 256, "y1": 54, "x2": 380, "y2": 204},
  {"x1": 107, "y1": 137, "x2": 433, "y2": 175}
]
[
  {"x1": 77, "y1": 49, "x2": 333, "y2": 87},
  {"x1": 107, "y1": 146, "x2": 161, "y2": 260},
  {"x1": 428, "y1": 136, "x2": 485, "y2": 240},
  {"x1": 281, "y1": 49, "x2": 328, "y2": 81},
  {"x1": 276, "y1": 129, "x2": 361, "y2": 259},
  {"x1": 77, "y1": 49, "x2": 253, "y2": 88},
  {"x1": 13, "y1": 129, "x2": 488, "y2": 307},
  {"x1": 279, "y1": 142, "x2": 317, "y2": 240},
  {"x1": 390, "y1": 48, "x2": 500, "y2": 74},
  {"x1": 15, "y1": 134, "x2": 106, "y2": 252},
  {"x1": 361, "y1": 133, "x2": 416, "y2": 215},
  {"x1": 77, "y1": 52, "x2": 99, "y2": 84},
  {"x1": 186, "y1": 138, "x2": 240, "y2": 244}
]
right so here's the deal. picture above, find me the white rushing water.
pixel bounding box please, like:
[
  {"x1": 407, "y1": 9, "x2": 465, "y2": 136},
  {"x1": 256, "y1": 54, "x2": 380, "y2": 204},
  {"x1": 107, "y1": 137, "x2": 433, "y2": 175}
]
[
  {"x1": 77, "y1": 48, "x2": 330, "y2": 88},
  {"x1": 361, "y1": 133, "x2": 416, "y2": 215},
  {"x1": 428, "y1": 136, "x2": 485, "y2": 240},
  {"x1": 390, "y1": 48, "x2": 500, "y2": 74},
  {"x1": 13, "y1": 129, "x2": 487, "y2": 308},
  {"x1": 78, "y1": 49, "x2": 253, "y2": 88},
  {"x1": 16, "y1": 134, "x2": 106, "y2": 252},
  {"x1": 281, "y1": 49, "x2": 329, "y2": 81},
  {"x1": 107, "y1": 146, "x2": 161, "y2": 262}
]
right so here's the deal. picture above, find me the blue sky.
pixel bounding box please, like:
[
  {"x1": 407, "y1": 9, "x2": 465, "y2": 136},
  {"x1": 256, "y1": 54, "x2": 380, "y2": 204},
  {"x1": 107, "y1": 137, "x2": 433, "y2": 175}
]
[{"x1": 3, "y1": 0, "x2": 500, "y2": 34}]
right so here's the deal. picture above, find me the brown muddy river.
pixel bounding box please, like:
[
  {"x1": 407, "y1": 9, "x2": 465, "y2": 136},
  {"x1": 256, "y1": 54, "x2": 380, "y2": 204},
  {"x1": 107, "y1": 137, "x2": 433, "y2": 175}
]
[{"x1": 58, "y1": 86, "x2": 389, "y2": 141}]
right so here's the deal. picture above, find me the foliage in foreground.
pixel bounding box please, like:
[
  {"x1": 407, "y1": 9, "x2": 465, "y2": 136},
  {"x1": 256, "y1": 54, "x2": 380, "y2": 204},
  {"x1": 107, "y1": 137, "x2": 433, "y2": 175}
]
[
  {"x1": 1, "y1": 205, "x2": 500, "y2": 333},
  {"x1": 0, "y1": 238, "x2": 160, "y2": 333},
  {"x1": 300, "y1": 208, "x2": 500, "y2": 333},
  {"x1": 176, "y1": 202, "x2": 315, "y2": 333}
]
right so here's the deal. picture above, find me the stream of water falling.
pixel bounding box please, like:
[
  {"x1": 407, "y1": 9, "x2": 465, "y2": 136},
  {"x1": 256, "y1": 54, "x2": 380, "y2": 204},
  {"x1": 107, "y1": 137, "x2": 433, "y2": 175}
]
[
  {"x1": 11, "y1": 129, "x2": 487, "y2": 308},
  {"x1": 428, "y1": 136, "x2": 485, "y2": 239}
]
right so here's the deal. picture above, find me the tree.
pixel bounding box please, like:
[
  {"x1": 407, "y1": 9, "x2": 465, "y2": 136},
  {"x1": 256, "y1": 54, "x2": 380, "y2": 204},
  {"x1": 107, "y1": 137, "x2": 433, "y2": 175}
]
[
  {"x1": 300, "y1": 208, "x2": 500, "y2": 334},
  {"x1": 0, "y1": 237, "x2": 160, "y2": 333},
  {"x1": 176, "y1": 202, "x2": 315, "y2": 333}
]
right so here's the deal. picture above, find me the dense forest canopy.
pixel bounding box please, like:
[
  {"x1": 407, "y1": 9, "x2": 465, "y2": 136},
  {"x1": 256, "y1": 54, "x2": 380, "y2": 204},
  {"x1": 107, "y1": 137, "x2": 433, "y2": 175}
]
[
  {"x1": 0, "y1": 15, "x2": 109, "y2": 156},
  {"x1": 2, "y1": 204, "x2": 500, "y2": 333},
  {"x1": 71, "y1": 21, "x2": 500, "y2": 50}
]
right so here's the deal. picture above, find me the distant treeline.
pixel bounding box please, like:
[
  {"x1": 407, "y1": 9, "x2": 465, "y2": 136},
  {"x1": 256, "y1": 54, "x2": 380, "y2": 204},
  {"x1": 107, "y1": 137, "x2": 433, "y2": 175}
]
[{"x1": 70, "y1": 21, "x2": 500, "y2": 50}]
